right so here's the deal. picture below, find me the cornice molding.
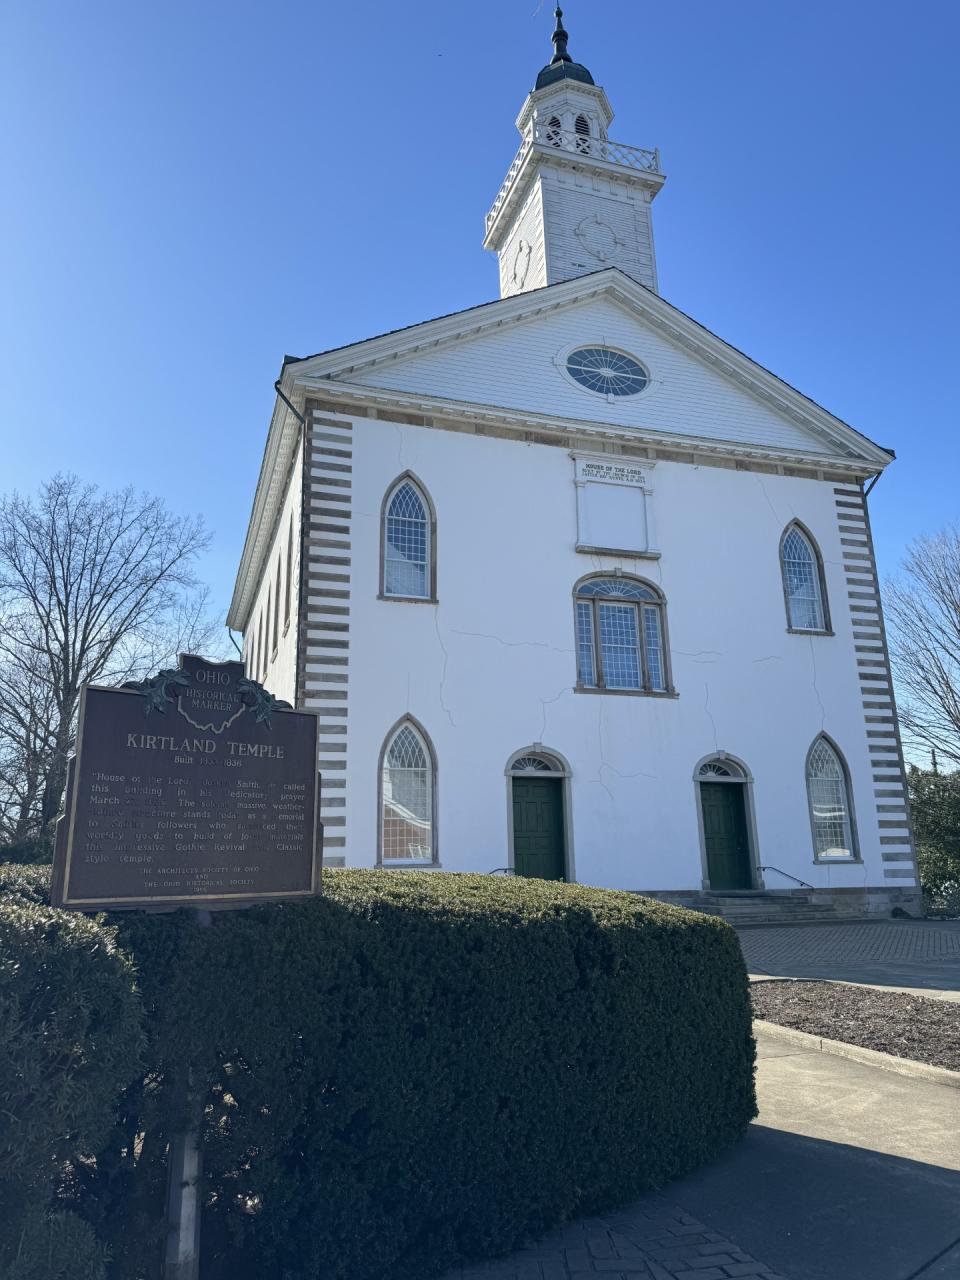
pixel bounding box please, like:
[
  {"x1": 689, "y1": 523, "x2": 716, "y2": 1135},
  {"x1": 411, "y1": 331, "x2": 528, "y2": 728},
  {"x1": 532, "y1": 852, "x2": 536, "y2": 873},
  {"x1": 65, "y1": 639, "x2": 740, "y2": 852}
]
[
  {"x1": 483, "y1": 145, "x2": 664, "y2": 251},
  {"x1": 290, "y1": 377, "x2": 881, "y2": 477},
  {"x1": 227, "y1": 394, "x2": 301, "y2": 631}
]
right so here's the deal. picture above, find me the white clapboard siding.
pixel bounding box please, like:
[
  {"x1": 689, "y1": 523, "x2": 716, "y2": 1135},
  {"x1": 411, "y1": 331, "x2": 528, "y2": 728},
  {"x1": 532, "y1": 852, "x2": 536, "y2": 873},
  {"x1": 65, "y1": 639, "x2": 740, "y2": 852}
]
[{"x1": 350, "y1": 295, "x2": 831, "y2": 454}]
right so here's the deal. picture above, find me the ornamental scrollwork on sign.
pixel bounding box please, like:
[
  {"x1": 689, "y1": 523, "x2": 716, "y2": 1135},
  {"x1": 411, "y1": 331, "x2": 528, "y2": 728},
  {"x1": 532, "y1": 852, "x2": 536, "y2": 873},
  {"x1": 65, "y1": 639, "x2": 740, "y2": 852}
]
[
  {"x1": 121, "y1": 669, "x2": 191, "y2": 717},
  {"x1": 237, "y1": 678, "x2": 292, "y2": 729}
]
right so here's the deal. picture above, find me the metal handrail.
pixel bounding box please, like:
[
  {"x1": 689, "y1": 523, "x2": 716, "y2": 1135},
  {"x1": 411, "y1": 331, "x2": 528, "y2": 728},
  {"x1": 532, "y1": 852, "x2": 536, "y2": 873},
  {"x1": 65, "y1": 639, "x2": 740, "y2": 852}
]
[
  {"x1": 758, "y1": 865, "x2": 814, "y2": 890},
  {"x1": 485, "y1": 127, "x2": 661, "y2": 233},
  {"x1": 488, "y1": 867, "x2": 517, "y2": 876}
]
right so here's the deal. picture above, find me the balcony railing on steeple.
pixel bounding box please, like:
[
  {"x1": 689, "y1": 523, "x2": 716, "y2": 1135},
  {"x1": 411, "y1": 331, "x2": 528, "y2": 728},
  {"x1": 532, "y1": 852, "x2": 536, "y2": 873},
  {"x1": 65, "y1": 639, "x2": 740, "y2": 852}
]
[{"x1": 485, "y1": 124, "x2": 662, "y2": 235}]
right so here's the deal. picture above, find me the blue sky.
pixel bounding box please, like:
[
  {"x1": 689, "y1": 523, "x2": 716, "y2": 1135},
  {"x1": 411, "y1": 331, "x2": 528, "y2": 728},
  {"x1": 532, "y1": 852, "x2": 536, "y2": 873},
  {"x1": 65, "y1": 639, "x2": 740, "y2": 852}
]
[{"x1": 1, "y1": 0, "x2": 957, "y2": 624}]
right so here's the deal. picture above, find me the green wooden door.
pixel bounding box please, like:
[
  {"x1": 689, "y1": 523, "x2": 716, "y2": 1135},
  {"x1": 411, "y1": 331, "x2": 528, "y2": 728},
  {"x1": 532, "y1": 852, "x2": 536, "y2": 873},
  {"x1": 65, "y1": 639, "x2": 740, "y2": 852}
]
[
  {"x1": 512, "y1": 777, "x2": 565, "y2": 881},
  {"x1": 700, "y1": 782, "x2": 753, "y2": 890}
]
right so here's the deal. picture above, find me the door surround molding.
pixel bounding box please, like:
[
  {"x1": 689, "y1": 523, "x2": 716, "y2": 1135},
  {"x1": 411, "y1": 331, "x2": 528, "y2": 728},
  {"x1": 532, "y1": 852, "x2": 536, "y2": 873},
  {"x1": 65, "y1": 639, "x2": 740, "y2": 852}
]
[
  {"x1": 692, "y1": 752, "x2": 762, "y2": 891},
  {"x1": 505, "y1": 746, "x2": 575, "y2": 883}
]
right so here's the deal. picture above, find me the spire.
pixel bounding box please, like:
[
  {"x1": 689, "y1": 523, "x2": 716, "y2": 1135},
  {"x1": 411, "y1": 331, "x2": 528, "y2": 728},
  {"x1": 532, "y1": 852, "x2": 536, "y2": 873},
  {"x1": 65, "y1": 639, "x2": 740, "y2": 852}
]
[
  {"x1": 551, "y1": 7, "x2": 572, "y2": 65},
  {"x1": 535, "y1": 6, "x2": 595, "y2": 90}
]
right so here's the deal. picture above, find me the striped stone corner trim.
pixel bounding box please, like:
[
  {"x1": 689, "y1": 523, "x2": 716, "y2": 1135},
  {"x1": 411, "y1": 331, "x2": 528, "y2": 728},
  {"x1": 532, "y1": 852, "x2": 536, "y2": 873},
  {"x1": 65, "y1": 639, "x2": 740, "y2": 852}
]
[
  {"x1": 298, "y1": 403, "x2": 355, "y2": 869},
  {"x1": 834, "y1": 485, "x2": 917, "y2": 885}
]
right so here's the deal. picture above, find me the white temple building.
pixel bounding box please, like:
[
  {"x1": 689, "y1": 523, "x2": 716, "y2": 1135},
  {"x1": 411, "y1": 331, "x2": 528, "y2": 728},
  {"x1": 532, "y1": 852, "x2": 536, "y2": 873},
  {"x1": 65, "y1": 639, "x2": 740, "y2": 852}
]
[{"x1": 228, "y1": 9, "x2": 918, "y2": 919}]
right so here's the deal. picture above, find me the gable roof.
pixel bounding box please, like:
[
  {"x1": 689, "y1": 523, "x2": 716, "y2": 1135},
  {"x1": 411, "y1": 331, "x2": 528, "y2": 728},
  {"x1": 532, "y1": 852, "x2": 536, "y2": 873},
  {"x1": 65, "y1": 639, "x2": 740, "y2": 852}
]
[{"x1": 283, "y1": 269, "x2": 892, "y2": 466}]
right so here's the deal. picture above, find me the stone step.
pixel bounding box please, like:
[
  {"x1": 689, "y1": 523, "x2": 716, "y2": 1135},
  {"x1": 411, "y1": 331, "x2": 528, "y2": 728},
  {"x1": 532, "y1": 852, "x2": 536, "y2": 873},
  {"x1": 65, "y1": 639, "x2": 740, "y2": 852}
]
[
  {"x1": 699, "y1": 894, "x2": 840, "y2": 927},
  {"x1": 643, "y1": 892, "x2": 841, "y2": 926},
  {"x1": 728, "y1": 913, "x2": 839, "y2": 926}
]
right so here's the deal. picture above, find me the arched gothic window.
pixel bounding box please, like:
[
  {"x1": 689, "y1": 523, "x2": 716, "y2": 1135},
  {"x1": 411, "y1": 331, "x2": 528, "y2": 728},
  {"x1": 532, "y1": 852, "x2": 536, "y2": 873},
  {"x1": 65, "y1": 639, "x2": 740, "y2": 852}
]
[
  {"x1": 806, "y1": 736, "x2": 857, "y2": 860},
  {"x1": 381, "y1": 475, "x2": 435, "y2": 601},
  {"x1": 546, "y1": 115, "x2": 563, "y2": 146},
  {"x1": 380, "y1": 720, "x2": 437, "y2": 865},
  {"x1": 575, "y1": 113, "x2": 591, "y2": 153},
  {"x1": 575, "y1": 576, "x2": 671, "y2": 694},
  {"x1": 781, "y1": 523, "x2": 829, "y2": 632}
]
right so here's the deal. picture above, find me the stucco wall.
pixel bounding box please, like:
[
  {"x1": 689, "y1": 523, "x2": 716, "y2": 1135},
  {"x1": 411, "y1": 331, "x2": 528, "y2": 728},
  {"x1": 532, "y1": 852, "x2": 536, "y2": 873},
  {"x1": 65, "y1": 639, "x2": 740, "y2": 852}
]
[{"x1": 338, "y1": 414, "x2": 906, "y2": 893}]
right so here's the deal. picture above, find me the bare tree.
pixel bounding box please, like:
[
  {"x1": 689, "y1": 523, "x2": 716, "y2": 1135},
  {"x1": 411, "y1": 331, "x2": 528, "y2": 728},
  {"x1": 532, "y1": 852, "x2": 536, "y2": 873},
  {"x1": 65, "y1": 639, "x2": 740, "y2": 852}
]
[
  {"x1": 887, "y1": 525, "x2": 960, "y2": 768},
  {"x1": 0, "y1": 640, "x2": 58, "y2": 841},
  {"x1": 0, "y1": 474, "x2": 218, "y2": 834}
]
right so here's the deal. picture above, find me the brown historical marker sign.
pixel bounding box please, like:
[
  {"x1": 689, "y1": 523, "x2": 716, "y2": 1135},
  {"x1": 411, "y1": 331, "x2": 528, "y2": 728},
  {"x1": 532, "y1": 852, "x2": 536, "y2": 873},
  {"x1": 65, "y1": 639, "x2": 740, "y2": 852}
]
[{"x1": 51, "y1": 655, "x2": 322, "y2": 910}]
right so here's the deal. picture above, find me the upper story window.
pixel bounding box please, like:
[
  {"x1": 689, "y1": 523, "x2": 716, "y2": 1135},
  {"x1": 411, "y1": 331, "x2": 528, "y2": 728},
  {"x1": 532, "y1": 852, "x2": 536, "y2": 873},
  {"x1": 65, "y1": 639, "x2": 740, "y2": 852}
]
[
  {"x1": 381, "y1": 474, "x2": 436, "y2": 602},
  {"x1": 780, "y1": 522, "x2": 830, "y2": 633},
  {"x1": 273, "y1": 555, "x2": 281, "y2": 653},
  {"x1": 575, "y1": 575, "x2": 671, "y2": 694},
  {"x1": 284, "y1": 513, "x2": 294, "y2": 626},
  {"x1": 566, "y1": 347, "x2": 649, "y2": 398},
  {"x1": 575, "y1": 114, "x2": 591, "y2": 153},
  {"x1": 806, "y1": 736, "x2": 858, "y2": 861},
  {"x1": 546, "y1": 115, "x2": 563, "y2": 146},
  {"x1": 380, "y1": 719, "x2": 437, "y2": 866},
  {"x1": 263, "y1": 588, "x2": 272, "y2": 668}
]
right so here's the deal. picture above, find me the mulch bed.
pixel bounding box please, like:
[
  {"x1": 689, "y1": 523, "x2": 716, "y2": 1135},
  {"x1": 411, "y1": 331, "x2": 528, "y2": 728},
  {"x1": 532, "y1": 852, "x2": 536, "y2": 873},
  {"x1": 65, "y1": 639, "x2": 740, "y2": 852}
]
[{"x1": 751, "y1": 979, "x2": 960, "y2": 1072}]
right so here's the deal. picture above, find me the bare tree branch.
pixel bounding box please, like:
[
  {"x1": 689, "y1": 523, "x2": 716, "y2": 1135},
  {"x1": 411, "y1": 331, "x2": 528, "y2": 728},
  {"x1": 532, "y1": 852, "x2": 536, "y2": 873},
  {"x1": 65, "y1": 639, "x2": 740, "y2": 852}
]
[
  {"x1": 0, "y1": 473, "x2": 219, "y2": 834},
  {"x1": 887, "y1": 525, "x2": 960, "y2": 769}
]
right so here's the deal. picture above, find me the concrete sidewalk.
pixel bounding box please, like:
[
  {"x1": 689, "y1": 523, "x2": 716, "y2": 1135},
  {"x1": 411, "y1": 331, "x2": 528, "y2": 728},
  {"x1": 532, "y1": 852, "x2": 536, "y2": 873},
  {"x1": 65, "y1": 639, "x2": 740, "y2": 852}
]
[{"x1": 439, "y1": 1026, "x2": 960, "y2": 1280}]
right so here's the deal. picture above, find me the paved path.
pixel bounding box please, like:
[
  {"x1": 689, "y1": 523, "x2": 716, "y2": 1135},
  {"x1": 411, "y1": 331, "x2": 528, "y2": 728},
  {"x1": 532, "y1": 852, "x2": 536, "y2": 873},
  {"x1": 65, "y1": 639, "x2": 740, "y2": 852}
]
[
  {"x1": 737, "y1": 919, "x2": 960, "y2": 998},
  {"x1": 439, "y1": 1026, "x2": 960, "y2": 1280}
]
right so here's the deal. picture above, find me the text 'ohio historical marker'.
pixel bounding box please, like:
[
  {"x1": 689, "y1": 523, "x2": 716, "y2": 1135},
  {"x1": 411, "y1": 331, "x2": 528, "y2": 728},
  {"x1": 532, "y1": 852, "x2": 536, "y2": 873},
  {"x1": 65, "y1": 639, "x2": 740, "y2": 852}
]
[{"x1": 52, "y1": 655, "x2": 322, "y2": 910}]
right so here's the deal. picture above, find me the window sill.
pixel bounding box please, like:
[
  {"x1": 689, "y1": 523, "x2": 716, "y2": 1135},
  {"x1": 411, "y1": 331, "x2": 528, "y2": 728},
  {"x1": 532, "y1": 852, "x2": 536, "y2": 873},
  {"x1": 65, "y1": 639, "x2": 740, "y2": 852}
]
[
  {"x1": 813, "y1": 857, "x2": 862, "y2": 865},
  {"x1": 377, "y1": 594, "x2": 438, "y2": 605},
  {"x1": 575, "y1": 544, "x2": 661, "y2": 560},
  {"x1": 381, "y1": 862, "x2": 442, "y2": 871},
  {"x1": 575, "y1": 684, "x2": 678, "y2": 700},
  {"x1": 787, "y1": 628, "x2": 835, "y2": 637}
]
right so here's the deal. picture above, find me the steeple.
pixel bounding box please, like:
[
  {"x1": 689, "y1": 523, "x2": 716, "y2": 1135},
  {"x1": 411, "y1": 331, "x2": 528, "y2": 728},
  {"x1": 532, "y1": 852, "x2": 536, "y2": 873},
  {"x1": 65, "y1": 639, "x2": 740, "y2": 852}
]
[
  {"x1": 483, "y1": 6, "x2": 665, "y2": 298},
  {"x1": 535, "y1": 7, "x2": 595, "y2": 90}
]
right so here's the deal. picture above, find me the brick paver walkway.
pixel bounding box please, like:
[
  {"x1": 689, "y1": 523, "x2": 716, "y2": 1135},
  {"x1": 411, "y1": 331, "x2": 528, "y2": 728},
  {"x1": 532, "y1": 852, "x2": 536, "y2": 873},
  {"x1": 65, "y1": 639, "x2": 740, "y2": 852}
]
[
  {"x1": 440, "y1": 1196, "x2": 786, "y2": 1280},
  {"x1": 736, "y1": 919, "x2": 960, "y2": 994}
]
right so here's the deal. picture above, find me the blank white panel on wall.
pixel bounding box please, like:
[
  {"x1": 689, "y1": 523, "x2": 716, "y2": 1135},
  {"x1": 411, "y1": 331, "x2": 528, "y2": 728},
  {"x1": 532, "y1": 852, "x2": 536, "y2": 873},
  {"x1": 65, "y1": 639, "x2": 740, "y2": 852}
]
[{"x1": 573, "y1": 454, "x2": 658, "y2": 557}]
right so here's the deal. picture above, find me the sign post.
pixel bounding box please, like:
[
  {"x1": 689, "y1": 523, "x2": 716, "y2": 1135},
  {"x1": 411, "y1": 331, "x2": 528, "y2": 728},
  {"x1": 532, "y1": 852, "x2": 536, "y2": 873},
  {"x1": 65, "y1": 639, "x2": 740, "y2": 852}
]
[{"x1": 51, "y1": 655, "x2": 324, "y2": 1277}]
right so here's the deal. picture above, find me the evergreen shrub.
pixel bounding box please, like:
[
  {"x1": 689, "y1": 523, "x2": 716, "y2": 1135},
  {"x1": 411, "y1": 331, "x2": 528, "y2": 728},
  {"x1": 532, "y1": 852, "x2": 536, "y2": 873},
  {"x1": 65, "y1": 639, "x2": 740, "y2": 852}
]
[
  {"x1": 172, "y1": 872, "x2": 755, "y2": 1279},
  {"x1": 0, "y1": 836, "x2": 53, "y2": 867},
  {"x1": 0, "y1": 868, "x2": 756, "y2": 1280},
  {"x1": 0, "y1": 885, "x2": 144, "y2": 1280}
]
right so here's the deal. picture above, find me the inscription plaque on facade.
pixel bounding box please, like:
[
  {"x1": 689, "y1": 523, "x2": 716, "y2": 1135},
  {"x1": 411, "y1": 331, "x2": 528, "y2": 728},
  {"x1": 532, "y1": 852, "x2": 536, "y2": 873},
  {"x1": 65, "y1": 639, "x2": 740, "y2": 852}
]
[
  {"x1": 572, "y1": 452, "x2": 658, "y2": 558},
  {"x1": 51, "y1": 655, "x2": 322, "y2": 910}
]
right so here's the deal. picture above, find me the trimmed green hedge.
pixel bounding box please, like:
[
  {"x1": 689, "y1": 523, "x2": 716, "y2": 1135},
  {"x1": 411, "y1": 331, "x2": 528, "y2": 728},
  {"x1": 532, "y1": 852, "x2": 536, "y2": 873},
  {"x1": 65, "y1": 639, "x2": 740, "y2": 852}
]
[
  {"x1": 0, "y1": 836, "x2": 52, "y2": 867},
  {"x1": 0, "y1": 876, "x2": 144, "y2": 1280},
  {"x1": 0, "y1": 868, "x2": 755, "y2": 1280}
]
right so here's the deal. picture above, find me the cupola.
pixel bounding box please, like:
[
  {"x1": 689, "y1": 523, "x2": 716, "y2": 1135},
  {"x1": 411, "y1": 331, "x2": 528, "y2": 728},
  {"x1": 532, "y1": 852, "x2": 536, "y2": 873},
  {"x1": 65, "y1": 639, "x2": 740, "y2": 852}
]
[{"x1": 484, "y1": 7, "x2": 665, "y2": 299}]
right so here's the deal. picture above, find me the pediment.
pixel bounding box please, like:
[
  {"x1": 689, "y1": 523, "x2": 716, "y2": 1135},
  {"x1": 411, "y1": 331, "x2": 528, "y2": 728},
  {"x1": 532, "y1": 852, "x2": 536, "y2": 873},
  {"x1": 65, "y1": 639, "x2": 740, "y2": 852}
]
[{"x1": 288, "y1": 271, "x2": 891, "y2": 468}]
